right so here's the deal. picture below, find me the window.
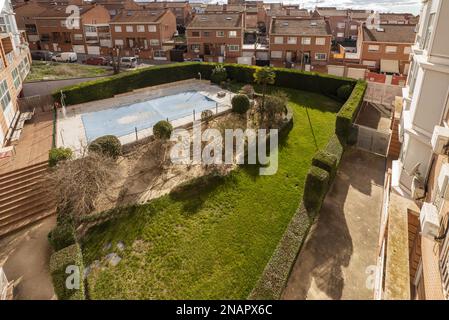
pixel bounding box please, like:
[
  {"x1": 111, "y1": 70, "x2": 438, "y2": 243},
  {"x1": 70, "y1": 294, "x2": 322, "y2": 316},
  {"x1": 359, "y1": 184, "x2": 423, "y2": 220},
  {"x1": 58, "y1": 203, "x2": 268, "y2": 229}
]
[
  {"x1": 148, "y1": 25, "x2": 156, "y2": 32},
  {"x1": 315, "y1": 37, "x2": 326, "y2": 45},
  {"x1": 315, "y1": 53, "x2": 327, "y2": 60},
  {"x1": 191, "y1": 31, "x2": 200, "y2": 37},
  {"x1": 350, "y1": 25, "x2": 358, "y2": 30},
  {"x1": 362, "y1": 60, "x2": 376, "y2": 67},
  {"x1": 228, "y1": 45, "x2": 239, "y2": 52},
  {"x1": 19, "y1": 61, "x2": 26, "y2": 79},
  {"x1": 25, "y1": 24, "x2": 37, "y2": 34},
  {"x1": 126, "y1": 25, "x2": 133, "y2": 32},
  {"x1": 337, "y1": 22, "x2": 346, "y2": 29},
  {"x1": 114, "y1": 26, "x2": 122, "y2": 32},
  {"x1": 85, "y1": 25, "x2": 96, "y2": 33},
  {"x1": 0, "y1": 80, "x2": 11, "y2": 111},
  {"x1": 337, "y1": 32, "x2": 344, "y2": 38},
  {"x1": 287, "y1": 37, "x2": 297, "y2": 44},
  {"x1": 216, "y1": 31, "x2": 224, "y2": 37},
  {"x1": 12, "y1": 68, "x2": 20, "y2": 89},
  {"x1": 150, "y1": 39, "x2": 160, "y2": 46},
  {"x1": 301, "y1": 37, "x2": 311, "y2": 45},
  {"x1": 191, "y1": 44, "x2": 200, "y2": 51},
  {"x1": 137, "y1": 25, "x2": 145, "y2": 32},
  {"x1": 115, "y1": 39, "x2": 124, "y2": 46},
  {"x1": 368, "y1": 45, "x2": 380, "y2": 52},
  {"x1": 274, "y1": 36, "x2": 283, "y2": 44},
  {"x1": 423, "y1": 12, "x2": 435, "y2": 50},
  {"x1": 386, "y1": 46, "x2": 397, "y2": 53},
  {"x1": 271, "y1": 51, "x2": 282, "y2": 59},
  {"x1": 404, "y1": 46, "x2": 412, "y2": 54},
  {"x1": 203, "y1": 31, "x2": 210, "y2": 37},
  {"x1": 154, "y1": 50, "x2": 166, "y2": 58},
  {"x1": 229, "y1": 30, "x2": 237, "y2": 38},
  {"x1": 74, "y1": 34, "x2": 83, "y2": 41}
]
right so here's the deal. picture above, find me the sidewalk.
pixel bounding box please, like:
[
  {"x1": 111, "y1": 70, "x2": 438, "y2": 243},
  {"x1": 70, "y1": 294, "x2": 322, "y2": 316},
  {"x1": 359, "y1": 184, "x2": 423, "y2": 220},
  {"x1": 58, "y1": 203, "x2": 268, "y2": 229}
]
[{"x1": 282, "y1": 148, "x2": 386, "y2": 300}]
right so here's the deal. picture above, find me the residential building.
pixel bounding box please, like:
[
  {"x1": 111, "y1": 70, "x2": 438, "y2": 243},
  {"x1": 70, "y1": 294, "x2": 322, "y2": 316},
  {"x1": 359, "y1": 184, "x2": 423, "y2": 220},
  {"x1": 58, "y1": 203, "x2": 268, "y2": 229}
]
[
  {"x1": 12, "y1": 1, "x2": 48, "y2": 50},
  {"x1": 109, "y1": 9, "x2": 176, "y2": 60},
  {"x1": 268, "y1": 18, "x2": 332, "y2": 68},
  {"x1": 358, "y1": 24, "x2": 416, "y2": 75},
  {"x1": 312, "y1": 7, "x2": 349, "y2": 41},
  {"x1": 33, "y1": 2, "x2": 111, "y2": 54},
  {"x1": 136, "y1": 1, "x2": 191, "y2": 27},
  {"x1": 185, "y1": 13, "x2": 244, "y2": 63},
  {"x1": 94, "y1": 0, "x2": 142, "y2": 18},
  {"x1": 379, "y1": 13, "x2": 419, "y2": 25},
  {"x1": 0, "y1": 0, "x2": 31, "y2": 146},
  {"x1": 376, "y1": 0, "x2": 449, "y2": 300}
]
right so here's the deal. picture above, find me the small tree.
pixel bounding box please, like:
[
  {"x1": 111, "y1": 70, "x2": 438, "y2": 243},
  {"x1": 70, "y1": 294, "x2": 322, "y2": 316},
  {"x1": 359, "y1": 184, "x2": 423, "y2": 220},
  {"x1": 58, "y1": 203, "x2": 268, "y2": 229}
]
[
  {"x1": 231, "y1": 94, "x2": 250, "y2": 115},
  {"x1": 210, "y1": 64, "x2": 227, "y2": 84},
  {"x1": 253, "y1": 67, "x2": 276, "y2": 109},
  {"x1": 88, "y1": 135, "x2": 122, "y2": 159},
  {"x1": 153, "y1": 120, "x2": 173, "y2": 140},
  {"x1": 262, "y1": 91, "x2": 288, "y2": 127}
]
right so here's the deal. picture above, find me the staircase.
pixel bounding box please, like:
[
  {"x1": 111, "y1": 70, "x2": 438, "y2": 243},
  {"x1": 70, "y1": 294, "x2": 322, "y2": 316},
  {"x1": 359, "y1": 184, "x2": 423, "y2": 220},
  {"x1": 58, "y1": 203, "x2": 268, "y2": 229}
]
[
  {"x1": 0, "y1": 161, "x2": 56, "y2": 238},
  {"x1": 388, "y1": 117, "x2": 402, "y2": 159}
]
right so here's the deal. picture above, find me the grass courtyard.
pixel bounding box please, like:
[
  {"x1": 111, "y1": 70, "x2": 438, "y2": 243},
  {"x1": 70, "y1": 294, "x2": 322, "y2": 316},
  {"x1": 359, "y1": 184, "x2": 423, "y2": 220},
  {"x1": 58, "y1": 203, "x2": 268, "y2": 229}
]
[
  {"x1": 81, "y1": 86, "x2": 342, "y2": 299},
  {"x1": 26, "y1": 61, "x2": 110, "y2": 82}
]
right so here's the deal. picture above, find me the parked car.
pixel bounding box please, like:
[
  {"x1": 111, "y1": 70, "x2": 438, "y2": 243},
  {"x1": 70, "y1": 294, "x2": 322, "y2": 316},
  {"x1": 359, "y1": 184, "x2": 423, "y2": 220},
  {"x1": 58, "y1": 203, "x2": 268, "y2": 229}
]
[
  {"x1": 51, "y1": 52, "x2": 78, "y2": 63},
  {"x1": 120, "y1": 57, "x2": 137, "y2": 68},
  {"x1": 82, "y1": 56, "x2": 111, "y2": 66},
  {"x1": 31, "y1": 50, "x2": 53, "y2": 61}
]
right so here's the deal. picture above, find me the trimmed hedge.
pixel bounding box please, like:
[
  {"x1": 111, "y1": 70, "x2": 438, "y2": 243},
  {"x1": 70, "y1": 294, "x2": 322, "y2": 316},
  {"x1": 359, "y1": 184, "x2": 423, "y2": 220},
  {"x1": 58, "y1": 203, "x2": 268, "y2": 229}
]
[
  {"x1": 56, "y1": 63, "x2": 357, "y2": 107},
  {"x1": 303, "y1": 166, "x2": 330, "y2": 217},
  {"x1": 48, "y1": 214, "x2": 76, "y2": 251},
  {"x1": 50, "y1": 244, "x2": 85, "y2": 300},
  {"x1": 335, "y1": 80, "x2": 367, "y2": 144},
  {"x1": 325, "y1": 134, "x2": 345, "y2": 167},
  {"x1": 88, "y1": 135, "x2": 122, "y2": 159},
  {"x1": 312, "y1": 150, "x2": 338, "y2": 184}
]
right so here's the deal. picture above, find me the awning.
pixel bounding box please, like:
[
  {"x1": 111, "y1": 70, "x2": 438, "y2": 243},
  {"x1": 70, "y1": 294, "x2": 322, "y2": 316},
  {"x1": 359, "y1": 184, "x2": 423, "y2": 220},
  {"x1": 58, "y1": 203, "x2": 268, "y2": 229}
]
[{"x1": 381, "y1": 59, "x2": 399, "y2": 74}]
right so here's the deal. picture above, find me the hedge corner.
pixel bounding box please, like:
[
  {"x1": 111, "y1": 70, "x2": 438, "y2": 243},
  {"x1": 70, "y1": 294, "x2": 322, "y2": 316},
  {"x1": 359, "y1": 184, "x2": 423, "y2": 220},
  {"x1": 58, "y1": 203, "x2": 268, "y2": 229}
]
[
  {"x1": 50, "y1": 243, "x2": 85, "y2": 300},
  {"x1": 303, "y1": 166, "x2": 330, "y2": 219}
]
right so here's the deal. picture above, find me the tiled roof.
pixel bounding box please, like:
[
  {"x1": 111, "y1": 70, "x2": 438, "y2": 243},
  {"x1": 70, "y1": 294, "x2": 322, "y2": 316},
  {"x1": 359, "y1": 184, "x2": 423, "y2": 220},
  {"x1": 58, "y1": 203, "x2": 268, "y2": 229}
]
[
  {"x1": 187, "y1": 13, "x2": 243, "y2": 29},
  {"x1": 35, "y1": 5, "x2": 94, "y2": 18},
  {"x1": 362, "y1": 24, "x2": 416, "y2": 43},
  {"x1": 110, "y1": 9, "x2": 166, "y2": 23},
  {"x1": 271, "y1": 18, "x2": 331, "y2": 36},
  {"x1": 315, "y1": 8, "x2": 348, "y2": 17}
]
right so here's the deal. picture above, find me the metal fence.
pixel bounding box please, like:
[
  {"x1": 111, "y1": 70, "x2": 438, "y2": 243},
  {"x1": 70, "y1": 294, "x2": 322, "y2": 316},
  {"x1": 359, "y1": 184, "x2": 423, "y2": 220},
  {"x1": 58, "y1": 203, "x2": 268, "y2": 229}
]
[
  {"x1": 364, "y1": 82, "x2": 403, "y2": 107},
  {"x1": 355, "y1": 124, "x2": 391, "y2": 156}
]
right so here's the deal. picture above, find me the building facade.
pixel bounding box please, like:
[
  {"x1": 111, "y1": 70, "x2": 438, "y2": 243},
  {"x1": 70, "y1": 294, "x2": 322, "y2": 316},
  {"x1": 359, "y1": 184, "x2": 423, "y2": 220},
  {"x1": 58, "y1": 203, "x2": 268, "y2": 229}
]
[{"x1": 0, "y1": 0, "x2": 31, "y2": 146}]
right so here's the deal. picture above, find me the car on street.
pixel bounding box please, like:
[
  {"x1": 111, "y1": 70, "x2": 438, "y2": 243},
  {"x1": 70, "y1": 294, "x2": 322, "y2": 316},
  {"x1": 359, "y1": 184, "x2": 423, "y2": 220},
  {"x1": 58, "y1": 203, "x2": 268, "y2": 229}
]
[
  {"x1": 51, "y1": 52, "x2": 78, "y2": 63},
  {"x1": 120, "y1": 57, "x2": 137, "y2": 68},
  {"x1": 82, "y1": 56, "x2": 111, "y2": 66},
  {"x1": 31, "y1": 50, "x2": 53, "y2": 61}
]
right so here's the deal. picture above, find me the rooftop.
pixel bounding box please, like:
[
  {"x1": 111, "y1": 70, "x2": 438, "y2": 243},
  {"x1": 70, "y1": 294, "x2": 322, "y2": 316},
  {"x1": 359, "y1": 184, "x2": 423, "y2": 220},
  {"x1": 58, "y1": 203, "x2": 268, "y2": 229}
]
[
  {"x1": 363, "y1": 24, "x2": 416, "y2": 43},
  {"x1": 110, "y1": 9, "x2": 167, "y2": 23},
  {"x1": 271, "y1": 18, "x2": 331, "y2": 36},
  {"x1": 187, "y1": 13, "x2": 243, "y2": 29}
]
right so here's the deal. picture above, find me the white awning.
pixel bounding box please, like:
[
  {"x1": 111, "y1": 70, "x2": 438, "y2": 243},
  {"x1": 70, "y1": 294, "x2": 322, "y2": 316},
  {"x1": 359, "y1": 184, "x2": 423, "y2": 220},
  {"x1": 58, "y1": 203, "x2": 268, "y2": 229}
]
[{"x1": 381, "y1": 59, "x2": 399, "y2": 74}]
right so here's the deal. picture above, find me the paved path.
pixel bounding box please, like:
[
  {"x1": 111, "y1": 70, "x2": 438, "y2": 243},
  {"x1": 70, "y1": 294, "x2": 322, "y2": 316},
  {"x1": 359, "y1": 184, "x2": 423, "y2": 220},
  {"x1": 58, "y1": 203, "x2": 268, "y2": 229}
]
[
  {"x1": 282, "y1": 149, "x2": 386, "y2": 300},
  {"x1": 1, "y1": 216, "x2": 56, "y2": 300},
  {"x1": 23, "y1": 76, "x2": 107, "y2": 97}
]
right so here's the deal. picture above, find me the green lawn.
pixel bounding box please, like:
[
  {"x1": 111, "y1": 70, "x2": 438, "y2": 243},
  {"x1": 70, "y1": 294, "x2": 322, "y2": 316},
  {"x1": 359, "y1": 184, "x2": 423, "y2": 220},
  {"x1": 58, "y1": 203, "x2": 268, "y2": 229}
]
[
  {"x1": 81, "y1": 87, "x2": 342, "y2": 299},
  {"x1": 26, "y1": 61, "x2": 110, "y2": 82}
]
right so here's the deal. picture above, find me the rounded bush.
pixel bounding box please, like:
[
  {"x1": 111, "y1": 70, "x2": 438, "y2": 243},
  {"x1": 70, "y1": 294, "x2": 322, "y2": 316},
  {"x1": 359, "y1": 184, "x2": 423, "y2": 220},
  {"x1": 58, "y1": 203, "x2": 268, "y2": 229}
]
[
  {"x1": 153, "y1": 120, "x2": 173, "y2": 140},
  {"x1": 88, "y1": 135, "x2": 122, "y2": 159},
  {"x1": 201, "y1": 109, "x2": 213, "y2": 123},
  {"x1": 49, "y1": 147, "x2": 73, "y2": 167},
  {"x1": 231, "y1": 94, "x2": 250, "y2": 114},
  {"x1": 337, "y1": 84, "x2": 353, "y2": 101},
  {"x1": 48, "y1": 214, "x2": 76, "y2": 251},
  {"x1": 210, "y1": 64, "x2": 227, "y2": 84}
]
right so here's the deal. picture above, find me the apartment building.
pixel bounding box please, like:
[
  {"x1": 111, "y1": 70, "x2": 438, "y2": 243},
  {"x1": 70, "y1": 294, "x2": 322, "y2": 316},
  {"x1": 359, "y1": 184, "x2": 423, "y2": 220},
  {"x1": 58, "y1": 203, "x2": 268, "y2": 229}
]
[
  {"x1": 0, "y1": 0, "x2": 31, "y2": 146},
  {"x1": 359, "y1": 24, "x2": 416, "y2": 75},
  {"x1": 185, "y1": 13, "x2": 244, "y2": 63},
  {"x1": 269, "y1": 18, "x2": 332, "y2": 68},
  {"x1": 32, "y1": 2, "x2": 111, "y2": 54},
  {"x1": 136, "y1": 1, "x2": 191, "y2": 27},
  {"x1": 379, "y1": 13, "x2": 419, "y2": 25},
  {"x1": 312, "y1": 7, "x2": 350, "y2": 41},
  {"x1": 376, "y1": 0, "x2": 449, "y2": 300},
  {"x1": 109, "y1": 9, "x2": 176, "y2": 60},
  {"x1": 12, "y1": 1, "x2": 47, "y2": 50},
  {"x1": 94, "y1": 0, "x2": 141, "y2": 18}
]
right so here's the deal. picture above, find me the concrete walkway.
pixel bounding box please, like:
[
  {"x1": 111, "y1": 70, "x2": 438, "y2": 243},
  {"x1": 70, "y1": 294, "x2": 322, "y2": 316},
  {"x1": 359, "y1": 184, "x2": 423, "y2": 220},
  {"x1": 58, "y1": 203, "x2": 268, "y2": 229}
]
[
  {"x1": 0, "y1": 216, "x2": 56, "y2": 300},
  {"x1": 282, "y1": 149, "x2": 386, "y2": 300}
]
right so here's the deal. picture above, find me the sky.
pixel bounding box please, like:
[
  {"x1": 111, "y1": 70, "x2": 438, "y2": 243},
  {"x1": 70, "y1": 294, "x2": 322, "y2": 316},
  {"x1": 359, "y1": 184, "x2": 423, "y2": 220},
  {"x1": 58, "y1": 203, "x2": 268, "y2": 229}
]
[{"x1": 188, "y1": 0, "x2": 422, "y2": 15}]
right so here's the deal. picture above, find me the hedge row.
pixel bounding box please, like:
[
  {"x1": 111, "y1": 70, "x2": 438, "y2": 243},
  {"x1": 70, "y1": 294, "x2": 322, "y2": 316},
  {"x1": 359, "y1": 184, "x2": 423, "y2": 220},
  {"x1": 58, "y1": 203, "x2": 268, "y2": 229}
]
[
  {"x1": 54, "y1": 63, "x2": 356, "y2": 106},
  {"x1": 49, "y1": 244, "x2": 85, "y2": 300},
  {"x1": 335, "y1": 80, "x2": 367, "y2": 144}
]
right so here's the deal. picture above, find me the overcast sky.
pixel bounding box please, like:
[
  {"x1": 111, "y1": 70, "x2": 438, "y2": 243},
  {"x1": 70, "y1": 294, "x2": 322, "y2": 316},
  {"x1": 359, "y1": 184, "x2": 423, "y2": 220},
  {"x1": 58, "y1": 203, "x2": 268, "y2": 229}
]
[{"x1": 189, "y1": 0, "x2": 422, "y2": 15}]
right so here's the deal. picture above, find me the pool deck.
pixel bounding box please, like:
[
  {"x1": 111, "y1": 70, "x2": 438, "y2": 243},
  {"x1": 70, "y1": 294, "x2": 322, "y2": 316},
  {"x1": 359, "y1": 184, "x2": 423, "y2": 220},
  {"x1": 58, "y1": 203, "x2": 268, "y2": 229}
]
[{"x1": 57, "y1": 79, "x2": 234, "y2": 154}]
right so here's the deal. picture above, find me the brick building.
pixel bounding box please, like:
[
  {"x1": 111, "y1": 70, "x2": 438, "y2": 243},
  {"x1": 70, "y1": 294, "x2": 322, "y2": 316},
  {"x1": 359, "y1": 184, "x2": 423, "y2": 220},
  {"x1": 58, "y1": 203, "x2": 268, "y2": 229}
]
[
  {"x1": 136, "y1": 0, "x2": 191, "y2": 27},
  {"x1": 110, "y1": 9, "x2": 176, "y2": 60},
  {"x1": 13, "y1": 1, "x2": 48, "y2": 50},
  {"x1": 268, "y1": 18, "x2": 332, "y2": 68},
  {"x1": 185, "y1": 13, "x2": 244, "y2": 63},
  {"x1": 359, "y1": 24, "x2": 416, "y2": 75}
]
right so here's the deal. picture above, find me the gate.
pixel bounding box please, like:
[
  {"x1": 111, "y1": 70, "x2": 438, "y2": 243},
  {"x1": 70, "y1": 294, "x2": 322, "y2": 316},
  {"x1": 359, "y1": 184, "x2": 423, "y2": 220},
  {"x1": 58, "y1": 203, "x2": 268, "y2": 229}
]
[{"x1": 355, "y1": 124, "x2": 391, "y2": 156}]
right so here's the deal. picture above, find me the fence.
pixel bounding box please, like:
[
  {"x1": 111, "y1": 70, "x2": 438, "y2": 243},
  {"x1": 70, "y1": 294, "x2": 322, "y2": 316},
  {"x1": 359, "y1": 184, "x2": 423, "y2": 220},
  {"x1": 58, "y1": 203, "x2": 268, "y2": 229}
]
[
  {"x1": 354, "y1": 124, "x2": 391, "y2": 156},
  {"x1": 364, "y1": 82, "x2": 403, "y2": 107},
  {"x1": 17, "y1": 94, "x2": 54, "y2": 113}
]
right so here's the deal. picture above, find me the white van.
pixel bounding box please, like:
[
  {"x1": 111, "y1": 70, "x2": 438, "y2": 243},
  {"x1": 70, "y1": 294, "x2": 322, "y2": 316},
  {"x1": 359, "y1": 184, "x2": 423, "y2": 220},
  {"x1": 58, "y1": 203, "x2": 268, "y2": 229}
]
[
  {"x1": 51, "y1": 52, "x2": 78, "y2": 63},
  {"x1": 120, "y1": 57, "x2": 137, "y2": 68}
]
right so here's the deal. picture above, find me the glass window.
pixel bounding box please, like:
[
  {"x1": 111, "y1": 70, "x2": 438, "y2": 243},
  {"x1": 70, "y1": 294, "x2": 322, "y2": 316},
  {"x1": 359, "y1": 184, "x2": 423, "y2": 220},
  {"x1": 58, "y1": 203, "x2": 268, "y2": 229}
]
[
  {"x1": 137, "y1": 25, "x2": 145, "y2": 32},
  {"x1": 150, "y1": 39, "x2": 160, "y2": 46},
  {"x1": 287, "y1": 37, "x2": 297, "y2": 44},
  {"x1": 148, "y1": 25, "x2": 157, "y2": 32},
  {"x1": 315, "y1": 53, "x2": 327, "y2": 60},
  {"x1": 12, "y1": 68, "x2": 21, "y2": 89},
  {"x1": 386, "y1": 46, "x2": 397, "y2": 53},
  {"x1": 229, "y1": 30, "x2": 237, "y2": 38},
  {"x1": 274, "y1": 36, "x2": 284, "y2": 44},
  {"x1": 315, "y1": 37, "x2": 326, "y2": 45},
  {"x1": 0, "y1": 80, "x2": 11, "y2": 111},
  {"x1": 126, "y1": 25, "x2": 133, "y2": 32},
  {"x1": 228, "y1": 45, "x2": 239, "y2": 51},
  {"x1": 114, "y1": 26, "x2": 122, "y2": 32},
  {"x1": 216, "y1": 31, "x2": 224, "y2": 37},
  {"x1": 301, "y1": 37, "x2": 311, "y2": 45},
  {"x1": 271, "y1": 51, "x2": 282, "y2": 59},
  {"x1": 368, "y1": 45, "x2": 380, "y2": 52}
]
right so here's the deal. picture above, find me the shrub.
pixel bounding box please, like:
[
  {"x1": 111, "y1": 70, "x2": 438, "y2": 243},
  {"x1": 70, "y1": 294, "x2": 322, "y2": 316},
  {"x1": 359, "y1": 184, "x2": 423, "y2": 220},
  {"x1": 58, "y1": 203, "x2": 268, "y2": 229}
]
[
  {"x1": 88, "y1": 135, "x2": 121, "y2": 159},
  {"x1": 337, "y1": 84, "x2": 353, "y2": 101},
  {"x1": 325, "y1": 134, "x2": 345, "y2": 167},
  {"x1": 303, "y1": 166, "x2": 330, "y2": 217},
  {"x1": 49, "y1": 147, "x2": 73, "y2": 167},
  {"x1": 50, "y1": 244, "x2": 85, "y2": 300},
  {"x1": 48, "y1": 214, "x2": 76, "y2": 251},
  {"x1": 312, "y1": 150, "x2": 338, "y2": 184},
  {"x1": 201, "y1": 109, "x2": 214, "y2": 123},
  {"x1": 153, "y1": 120, "x2": 173, "y2": 140},
  {"x1": 335, "y1": 80, "x2": 367, "y2": 144},
  {"x1": 210, "y1": 64, "x2": 227, "y2": 84},
  {"x1": 231, "y1": 94, "x2": 250, "y2": 114},
  {"x1": 240, "y1": 84, "x2": 255, "y2": 98},
  {"x1": 262, "y1": 92, "x2": 287, "y2": 125}
]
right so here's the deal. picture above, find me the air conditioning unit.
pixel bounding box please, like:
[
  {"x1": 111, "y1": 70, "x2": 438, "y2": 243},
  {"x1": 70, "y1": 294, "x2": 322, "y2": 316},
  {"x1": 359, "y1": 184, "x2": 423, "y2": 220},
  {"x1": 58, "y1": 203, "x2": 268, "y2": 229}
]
[
  {"x1": 411, "y1": 176, "x2": 425, "y2": 200},
  {"x1": 419, "y1": 202, "x2": 440, "y2": 239},
  {"x1": 431, "y1": 126, "x2": 449, "y2": 154},
  {"x1": 437, "y1": 163, "x2": 449, "y2": 200}
]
